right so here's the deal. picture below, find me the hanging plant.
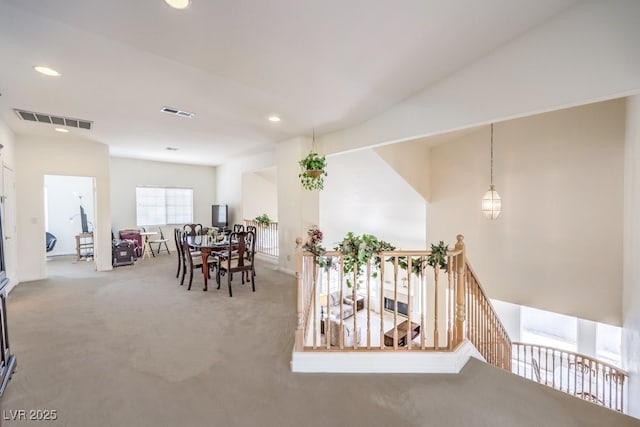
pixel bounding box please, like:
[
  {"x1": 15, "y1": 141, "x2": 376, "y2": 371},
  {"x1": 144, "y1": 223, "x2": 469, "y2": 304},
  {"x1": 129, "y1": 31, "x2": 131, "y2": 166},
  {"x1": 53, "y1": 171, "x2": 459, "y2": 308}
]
[
  {"x1": 254, "y1": 213, "x2": 271, "y2": 228},
  {"x1": 298, "y1": 152, "x2": 327, "y2": 190}
]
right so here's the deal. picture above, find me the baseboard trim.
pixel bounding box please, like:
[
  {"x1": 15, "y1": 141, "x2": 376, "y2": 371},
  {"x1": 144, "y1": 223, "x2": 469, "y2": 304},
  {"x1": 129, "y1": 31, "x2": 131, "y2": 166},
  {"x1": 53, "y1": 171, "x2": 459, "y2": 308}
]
[{"x1": 291, "y1": 340, "x2": 484, "y2": 373}]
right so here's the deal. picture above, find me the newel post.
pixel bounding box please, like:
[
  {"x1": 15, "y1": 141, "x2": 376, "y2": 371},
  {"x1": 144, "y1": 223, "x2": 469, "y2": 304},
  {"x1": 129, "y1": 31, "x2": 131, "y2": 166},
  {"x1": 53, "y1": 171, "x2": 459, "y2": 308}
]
[
  {"x1": 294, "y1": 237, "x2": 304, "y2": 351},
  {"x1": 454, "y1": 234, "x2": 466, "y2": 346}
]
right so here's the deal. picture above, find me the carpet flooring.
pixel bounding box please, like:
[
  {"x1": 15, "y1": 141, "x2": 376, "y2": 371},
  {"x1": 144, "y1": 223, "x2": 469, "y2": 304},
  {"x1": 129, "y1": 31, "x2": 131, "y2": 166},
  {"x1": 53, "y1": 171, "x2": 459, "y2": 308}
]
[{"x1": 0, "y1": 255, "x2": 638, "y2": 427}]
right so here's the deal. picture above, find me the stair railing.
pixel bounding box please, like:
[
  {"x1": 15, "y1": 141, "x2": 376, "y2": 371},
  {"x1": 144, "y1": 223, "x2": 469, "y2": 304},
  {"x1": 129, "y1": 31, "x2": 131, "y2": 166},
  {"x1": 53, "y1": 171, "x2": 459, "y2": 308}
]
[{"x1": 512, "y1": 342, "x2": 628, "y2": 412}]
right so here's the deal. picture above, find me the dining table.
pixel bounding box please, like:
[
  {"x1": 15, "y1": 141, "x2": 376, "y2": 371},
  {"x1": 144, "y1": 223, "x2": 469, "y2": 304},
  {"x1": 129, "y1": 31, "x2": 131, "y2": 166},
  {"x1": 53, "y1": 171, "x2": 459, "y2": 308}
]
[{"x1": 186, "y1": 235, "x2": 231, "y2": 291}]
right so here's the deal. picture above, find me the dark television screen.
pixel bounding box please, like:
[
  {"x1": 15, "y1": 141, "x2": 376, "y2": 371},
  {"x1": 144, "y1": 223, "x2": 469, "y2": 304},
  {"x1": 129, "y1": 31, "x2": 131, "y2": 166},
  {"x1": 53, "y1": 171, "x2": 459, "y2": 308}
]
[
  {"x1": 212, "y1": 204, "x2": 228, "y2": 229},
  {"x1": 80, "y1": 205, "x2": 89, "y2": 233}
]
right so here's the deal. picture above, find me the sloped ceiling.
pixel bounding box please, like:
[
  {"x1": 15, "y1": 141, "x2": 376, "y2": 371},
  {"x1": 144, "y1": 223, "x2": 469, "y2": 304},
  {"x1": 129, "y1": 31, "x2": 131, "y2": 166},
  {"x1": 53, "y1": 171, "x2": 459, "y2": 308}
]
[{"x1": 0, "y1": 0, "x2": 580, "y2": 165}]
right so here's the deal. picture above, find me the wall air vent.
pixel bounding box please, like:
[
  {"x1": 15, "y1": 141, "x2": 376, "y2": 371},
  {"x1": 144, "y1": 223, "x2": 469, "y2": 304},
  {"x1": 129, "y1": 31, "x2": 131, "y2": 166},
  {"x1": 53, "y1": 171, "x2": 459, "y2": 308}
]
[
  {"x1": 14, "y1": 109, "x2": 92, "y2": 130},
  {"x1": 161, "y1": 106, "x2": 194, "y2": 118}
]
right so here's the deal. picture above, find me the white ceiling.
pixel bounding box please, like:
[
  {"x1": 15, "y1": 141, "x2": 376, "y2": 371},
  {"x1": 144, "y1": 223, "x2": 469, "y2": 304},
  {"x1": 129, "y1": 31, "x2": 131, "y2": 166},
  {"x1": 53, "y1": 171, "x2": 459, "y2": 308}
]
[{"x1": 0, "y1": 0, "x2": 581, "y2": 166}]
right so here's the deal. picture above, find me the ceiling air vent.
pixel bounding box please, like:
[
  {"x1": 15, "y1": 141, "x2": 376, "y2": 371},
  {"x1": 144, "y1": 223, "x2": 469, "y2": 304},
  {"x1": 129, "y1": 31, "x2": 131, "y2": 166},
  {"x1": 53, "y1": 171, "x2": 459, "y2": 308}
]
[
  {"x1": 161, "y1": 106, "x2": 194, "y2": 118},
  {"x1": 14, "y1": 109, "x2": 93, "y2": 130}
]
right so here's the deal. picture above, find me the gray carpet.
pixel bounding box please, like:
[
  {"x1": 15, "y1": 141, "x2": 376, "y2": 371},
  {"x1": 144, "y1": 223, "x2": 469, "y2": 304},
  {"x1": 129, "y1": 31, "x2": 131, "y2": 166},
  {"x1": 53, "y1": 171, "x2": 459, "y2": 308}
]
[{"x1": 1, "y1": 255, "x2": 638, "y2": 427}]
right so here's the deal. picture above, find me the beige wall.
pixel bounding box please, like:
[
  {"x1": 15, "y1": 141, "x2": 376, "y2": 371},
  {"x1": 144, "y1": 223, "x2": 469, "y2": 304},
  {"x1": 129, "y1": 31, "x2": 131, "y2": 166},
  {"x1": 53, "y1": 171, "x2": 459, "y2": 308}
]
[
  {"x1": 428, "y1": 100, "x2": 625, "y2": 325},
  {"x1": 110, "y1": 157, "x2": 216, "y2": 232},
  {"x1": 623, "y1": 95, "x2": 640, "y2": 418},
  {"x1": 375, "y1": 139, "x2": 431, "y2": 201},
  {"x1": 15, "y1": 135, "x2": 111, "y2": 279}
]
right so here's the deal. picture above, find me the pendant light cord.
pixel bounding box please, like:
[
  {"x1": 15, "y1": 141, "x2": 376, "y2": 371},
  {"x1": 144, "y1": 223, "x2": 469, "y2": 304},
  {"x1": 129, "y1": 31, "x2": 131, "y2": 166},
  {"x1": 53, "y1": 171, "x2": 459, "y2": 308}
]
[
  {"x1": 490, "y1": 123, "x2": 494, "y2": 187},
  {"x1": 312, "y1": 129, "x2": 316, "y2": 152}
]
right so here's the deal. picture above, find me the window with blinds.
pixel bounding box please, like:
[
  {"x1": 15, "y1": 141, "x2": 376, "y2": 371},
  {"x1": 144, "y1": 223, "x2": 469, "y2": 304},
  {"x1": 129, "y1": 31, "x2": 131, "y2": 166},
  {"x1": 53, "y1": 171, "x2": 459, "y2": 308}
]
[{"x1": 136, "y1": 187, "x2": 193, "y2": 226}]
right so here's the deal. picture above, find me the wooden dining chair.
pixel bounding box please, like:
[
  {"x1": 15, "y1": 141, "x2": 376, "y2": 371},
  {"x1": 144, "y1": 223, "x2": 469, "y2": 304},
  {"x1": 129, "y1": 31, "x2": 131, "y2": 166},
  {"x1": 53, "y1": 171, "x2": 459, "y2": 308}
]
[
  {"x1": 216, "y1": 231, "x2": 255, "y2": 297},
  {"x1": 174, "y1": 228, "x2": 183, "y2": 279},
  {"x1": 183, "y1": 223, "x2": 203, "y2": 236},
  {"x1": 180, "y1": 232, "x2": 216, "y2": 291},
  {"x1": 233, "y1": 224, "x2": 244, "y2": 233}
]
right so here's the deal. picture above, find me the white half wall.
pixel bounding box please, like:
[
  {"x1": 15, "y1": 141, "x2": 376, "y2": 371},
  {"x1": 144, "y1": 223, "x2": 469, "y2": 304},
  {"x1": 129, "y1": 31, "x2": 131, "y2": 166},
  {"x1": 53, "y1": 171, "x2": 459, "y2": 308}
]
[
  {"x1": 110, "y1": 157, "x2": 216, "y2": 232},
  {"x1": 428, "y1": 100, "x2": 625, "y2": 325},
  {"x1": 15, "y1": 135, "x2": 111, "y2": 279}
]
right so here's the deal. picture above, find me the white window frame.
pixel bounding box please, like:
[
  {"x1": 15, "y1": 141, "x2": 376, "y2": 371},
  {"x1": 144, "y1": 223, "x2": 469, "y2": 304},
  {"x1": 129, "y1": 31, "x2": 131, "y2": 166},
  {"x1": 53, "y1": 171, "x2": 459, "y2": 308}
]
[{"x1": 135, "y1": 186, "x2": 193, "y2": 226}]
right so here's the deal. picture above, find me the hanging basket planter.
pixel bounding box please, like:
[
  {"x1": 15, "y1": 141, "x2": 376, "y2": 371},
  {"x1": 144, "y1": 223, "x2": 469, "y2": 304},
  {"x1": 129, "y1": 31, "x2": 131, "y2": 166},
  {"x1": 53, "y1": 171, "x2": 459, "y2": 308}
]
[{"x1": 298, "y1": 151, "x2": 327, "y2": 190}]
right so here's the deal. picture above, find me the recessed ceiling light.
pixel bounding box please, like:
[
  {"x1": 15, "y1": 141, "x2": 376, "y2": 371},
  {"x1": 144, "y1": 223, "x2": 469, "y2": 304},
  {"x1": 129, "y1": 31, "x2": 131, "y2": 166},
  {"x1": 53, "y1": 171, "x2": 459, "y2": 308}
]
[
  {"x1": 54, "y1": 128, "x2": 69, "y2": 133},
  {"x1": 34, "y1": 66, "x2": 61, "y2": 77},
  {"x1": 164, "y1": 0, "x2": 190, "y2": 10},
  {"x1": 166, "y1": 147, "x2": 179, "y2": 151},
  {"x1": 268, "y1": 116, "x2": 281, "y2": 123}
]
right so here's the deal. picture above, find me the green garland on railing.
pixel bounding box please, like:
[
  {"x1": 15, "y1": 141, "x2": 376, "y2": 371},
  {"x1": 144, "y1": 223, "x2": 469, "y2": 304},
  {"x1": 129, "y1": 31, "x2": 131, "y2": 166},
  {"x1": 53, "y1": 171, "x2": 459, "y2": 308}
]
[
  {"x1": 302, "y1": 227, "x2": 449, "y2": 285},
  {"x1": 427, "y1": 241, "x2": 448, "y2": 271},
  {"x1": 333, "y1": 232, "x2": 395, "y2": 288}
]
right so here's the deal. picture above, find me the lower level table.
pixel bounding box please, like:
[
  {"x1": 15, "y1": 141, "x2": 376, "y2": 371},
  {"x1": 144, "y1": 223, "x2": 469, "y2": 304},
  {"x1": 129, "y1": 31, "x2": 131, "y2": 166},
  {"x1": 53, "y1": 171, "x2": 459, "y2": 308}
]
[{"x1": 384, "y1": 320, "x2": 420, "y2": 347}]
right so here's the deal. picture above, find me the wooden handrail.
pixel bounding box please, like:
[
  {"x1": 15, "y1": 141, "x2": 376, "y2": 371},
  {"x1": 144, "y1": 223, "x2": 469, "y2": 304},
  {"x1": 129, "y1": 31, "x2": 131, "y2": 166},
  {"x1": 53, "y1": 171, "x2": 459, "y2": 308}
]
[
  {"x1": 463, "y1": 259, "x2": 512, "y2": 370},
  {"x1": 512, "y1": 341, "x2": 628, "y2": 412},
  {"x1": 294, "y1": 233, "x2": 511, "y2": 371}
]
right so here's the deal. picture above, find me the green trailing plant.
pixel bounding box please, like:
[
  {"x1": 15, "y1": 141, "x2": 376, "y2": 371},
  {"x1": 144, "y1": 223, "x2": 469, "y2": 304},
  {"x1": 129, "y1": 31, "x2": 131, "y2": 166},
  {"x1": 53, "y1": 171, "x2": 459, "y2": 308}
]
[
  {"x1": 397, "y1": 241, "x2": 448, "y2": 276},
  {"x1": 397, "y1": 256, "x2": 427, "y2": 277},
  {"x1": 254, "y1": 213, "x2": 271, "y2": 227},
  {"x1": 298, "y1": 152, "x2": 327, "y2": 190},
  {"x1": 427, "y1": 240, "x2": 448, "y2": 271},
  {"x1": 334, "y1": 232, "x2": 395, "y2": 288}
]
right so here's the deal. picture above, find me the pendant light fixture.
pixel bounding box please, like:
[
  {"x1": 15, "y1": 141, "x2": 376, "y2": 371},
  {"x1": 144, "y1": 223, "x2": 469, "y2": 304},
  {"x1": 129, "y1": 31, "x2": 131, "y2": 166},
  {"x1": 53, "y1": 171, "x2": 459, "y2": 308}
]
[{"x1": 481, "y1": 123, "x2": 501, "y2": 219}]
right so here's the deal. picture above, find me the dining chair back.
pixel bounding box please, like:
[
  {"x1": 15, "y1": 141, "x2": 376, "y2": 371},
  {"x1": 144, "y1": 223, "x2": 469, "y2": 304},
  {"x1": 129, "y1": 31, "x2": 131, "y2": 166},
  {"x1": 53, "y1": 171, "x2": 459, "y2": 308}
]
[
  {"x1": 233, "y1": 224, "x2": 244, "y2": 233},
  {"x1": 180, "y1": 232, "x2": 216, "y2": 291},
  {"x1": 183, "y1": 223, "x2": 203, "y2": 236},
  {"x1": 216, "y1": 230, "x2": 256, "y2": 297}
]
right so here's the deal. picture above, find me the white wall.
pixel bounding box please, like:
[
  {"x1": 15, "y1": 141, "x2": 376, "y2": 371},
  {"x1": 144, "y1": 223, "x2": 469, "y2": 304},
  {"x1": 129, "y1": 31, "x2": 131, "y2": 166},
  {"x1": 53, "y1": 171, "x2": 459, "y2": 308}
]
[
  {"x1": 276, "y1": 137, "x2": 317, "y2": 274},
  {"x1": 242, "y1": 168, "x2": 277, "y2": 221},
  {"x1": 215, "y1": 151, "x2": 275, "y2": 227},
  {"x1": 0, "y1": 120, "x2": 18, "y2": 291},
  {"x1": 428, "y1": 100, "x2": 625, "y2": 325},
  {"x1": 109, "y1": 157, "x2": 216, "y2": 232},
  {"x1": 318, "y1": 1, "x2": 640, "y2": 157},
  {"x1": 45, "y1": 175, "x2": 95, "y2": 256},
  {"x1": 15, "y1": 135, "x2": 111, "y2": 279},
  {"x1": 623, "y1": 95, "x2": 640, "y2": 418},
  {"x1": 319, "y1": 149, "x2": 426, "y2": 250}
]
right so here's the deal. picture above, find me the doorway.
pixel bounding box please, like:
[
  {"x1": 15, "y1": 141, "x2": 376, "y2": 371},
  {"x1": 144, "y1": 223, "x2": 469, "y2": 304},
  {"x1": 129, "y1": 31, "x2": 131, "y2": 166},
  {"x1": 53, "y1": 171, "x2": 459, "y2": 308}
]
[{"x1": 44, "y1": 175, "x2": 96, "y2": 270}]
